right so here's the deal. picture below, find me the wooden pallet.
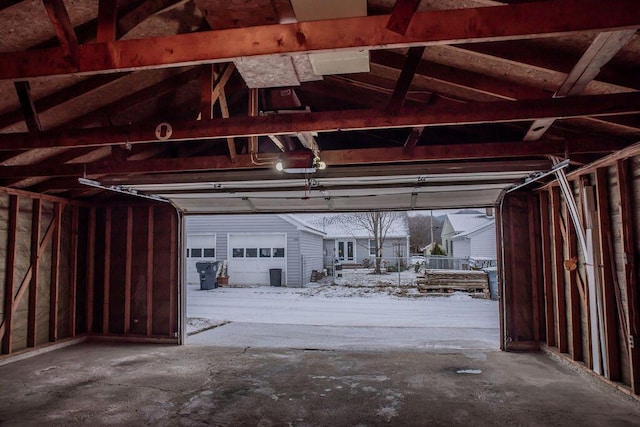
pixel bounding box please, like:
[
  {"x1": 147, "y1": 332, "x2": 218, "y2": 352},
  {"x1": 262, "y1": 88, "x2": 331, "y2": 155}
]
[{"x1": 416, "y1": 270, "x2": 489, "y2": 297}]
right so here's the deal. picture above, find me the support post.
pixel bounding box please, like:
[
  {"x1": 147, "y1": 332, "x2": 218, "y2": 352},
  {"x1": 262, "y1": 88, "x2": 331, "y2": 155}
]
[
  {"x1": 540, "y1": 192, "x2": 556, "y2": 346},
  {"x1": 2, "y1": 195, "x2": 19, "y2": 354},
  {"x1": 27, "y1": 199, "x2": 41, "y2": 347}
]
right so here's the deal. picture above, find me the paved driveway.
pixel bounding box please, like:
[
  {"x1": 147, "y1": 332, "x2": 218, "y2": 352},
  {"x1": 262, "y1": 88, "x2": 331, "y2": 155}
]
[{"x1": 187, "y1": 283, "x2": 500, "y2": 351}]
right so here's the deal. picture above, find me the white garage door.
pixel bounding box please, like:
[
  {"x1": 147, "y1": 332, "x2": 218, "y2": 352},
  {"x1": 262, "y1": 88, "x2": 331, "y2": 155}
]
[
  {"x1": 186, "y1": 234, "x2": 216, "y2": 284},
  {"x1": 228, "y1": 233, "x2": 287, "y2": 286}
]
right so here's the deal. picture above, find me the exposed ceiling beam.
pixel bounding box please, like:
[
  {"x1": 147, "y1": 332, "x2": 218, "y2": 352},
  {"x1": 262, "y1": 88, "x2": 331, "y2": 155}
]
[
  {"x1": 524, "y1": 29, "x2": 637, "y2": 141},
  {"x1": 0, "y1": 91, "x2": 638, "y2": 151},
  {"x1": 55, "y1": 67, "x2": 201, "y2": 130},
  {"x1": 41, "y1": 0, "x2": 79, "y2": 63},
  {"x1": 0, "y1": 73, "x2": 130, "y2": 131},
  {"x1": 33, "y1": 159, "x2": 551, "y2": 191},
  {"x1": 387, "y1": 0, "x2": 421, "y2": 35},
  {"x1": 97, "y1": 0, "x2": 119, "y2": 43},
  {"x1": 1, "y1": 0, "x2": 639, "y2": 79},
  {"x1": 13, "y1": 82, "x2": 43, "y2": 134},
  {"x1": 370, "y1": 50, "x2": 552, "y2": 101},
  {"x1": 0, "y1": 137, "x2": 628, "y2": 179},
  {"x1": 387, "y1": 46, "x2": 426, "y2": 111}
]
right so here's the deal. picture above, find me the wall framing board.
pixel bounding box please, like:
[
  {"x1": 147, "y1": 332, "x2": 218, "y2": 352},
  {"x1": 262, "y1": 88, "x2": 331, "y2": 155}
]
[{"x1": 0, "y1": 188, "x2": 180, "y2": 360}]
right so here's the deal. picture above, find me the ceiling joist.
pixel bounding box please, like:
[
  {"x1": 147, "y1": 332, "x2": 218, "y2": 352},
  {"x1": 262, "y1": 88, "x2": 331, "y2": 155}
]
[
  {"x1": 0, "y1": 91, "x2": 638, "y2": 151},
  {"x1": 0, "y1": 136, "x2": 627, "y2": 179},
  {"x1": 1, "y1": 0, "x2": 639, "y2": 80}
]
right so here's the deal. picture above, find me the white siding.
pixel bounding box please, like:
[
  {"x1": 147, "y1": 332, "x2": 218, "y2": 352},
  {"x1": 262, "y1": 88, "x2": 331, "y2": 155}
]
[
  {"x1": 452, "y1": 239, "x2": 471, "y2": 258},
  {"x1": 299, "y1": 231, "x2": 324, "y2": 285},
  {"x1": 469, "y1": 225, "x2": 497, "y2": 259},
  {"x1": 185, "y1": 214, "x2": 315, "y2": 287}
]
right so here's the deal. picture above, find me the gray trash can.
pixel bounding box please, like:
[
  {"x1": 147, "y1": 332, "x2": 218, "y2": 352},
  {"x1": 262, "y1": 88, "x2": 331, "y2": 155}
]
[
  {"x1": 196, "y1": 261, "x2": 218, "y2": 290},
  {"x1": 484, "y1": 267, "x2": 498, "y2": 300},
  {"x1": 269, "y1": 268, "x2": 282, "y2": 287}
]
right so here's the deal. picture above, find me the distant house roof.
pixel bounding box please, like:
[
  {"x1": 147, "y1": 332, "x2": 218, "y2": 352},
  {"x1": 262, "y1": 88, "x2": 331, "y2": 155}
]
[
  {"x1": 278, "y1": 215, "x2": 326, "y2": 236},
  {"x1": 451, "y1": 218, "x2": 495, "y2": 240},
  {"x1": 293, "y1": 213, "x2": 409, "y2": 239},
  {"x1": 445, "y1": 213, "x2": 494, "y2": 234}
]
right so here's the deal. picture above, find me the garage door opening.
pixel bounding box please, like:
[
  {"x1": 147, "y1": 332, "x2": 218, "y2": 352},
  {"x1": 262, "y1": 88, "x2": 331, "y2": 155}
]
[{"x1": 184, "y1": 210, "x2": 500, "y2": 351}]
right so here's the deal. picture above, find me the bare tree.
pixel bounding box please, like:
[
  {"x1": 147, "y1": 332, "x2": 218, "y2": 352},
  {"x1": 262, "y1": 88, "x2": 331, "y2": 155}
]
[
  {"x1": 408, "y1": 214, "x2": 443, "y2": 253},
  {"x1": 408, "y1": 214, "x2": 431, "y2": 253},
  {"x1": 342, "y1": 211, "x2": 404, "y2": 274}
]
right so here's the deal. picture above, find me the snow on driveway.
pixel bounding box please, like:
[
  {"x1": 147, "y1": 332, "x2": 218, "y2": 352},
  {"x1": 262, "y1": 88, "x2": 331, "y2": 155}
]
[{"x1": 187, "y1": 272, "x2": 500, "y2": 351}]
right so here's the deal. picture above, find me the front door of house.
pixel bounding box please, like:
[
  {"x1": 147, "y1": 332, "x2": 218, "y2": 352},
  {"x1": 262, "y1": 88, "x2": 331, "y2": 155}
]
[{"x1": 336, "y1": 240, "x2": 355, "y2": 262}]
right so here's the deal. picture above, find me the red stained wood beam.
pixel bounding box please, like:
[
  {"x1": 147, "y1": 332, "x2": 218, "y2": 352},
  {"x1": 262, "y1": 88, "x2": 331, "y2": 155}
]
[
  {"x1": 97, "y1": 0, "x2": 119, "y2": 43},
  {"x1": 169, "y1": 212, "x2": 177, "y2": 337},
  {"x1": 540, "y1": 191, "x2": 556, "y2": 346},
  {"x1": 103, "y1": 207, "x2": 112, "y2": 334},
  {"x1": 13, "y1": 81, "x2": 43, "y2": 133},
  {"x1": 551, "y1": 187, "x2": 569, "y2": 353},
  {"x1": 124, "y1": 206, "x2": 133, "y2": 333},
  {"x1": 49, "y1": 202, "x2": 62, "y2": 341},
  {"x1": 146, "y1": 206, "x2": 154, "y2": 336},
  {"x1": 387, "y1": 46, "x2": 425, "y2": 111},
  {"x1": 1, "y1": 195, "x2": 19, "y2": 354},
  {"x1": 566, "y1": 202, "x2": 583, "y2": 362},
  {"x1": 27, "y1": 199, "x2": 41, "y2": 347},
  {"x1": 387, "y1": 0, "x2": 421, "y2": 35},
  {"x1": 0, "y1": 137, "x2": 628, "y2": 179},
  {"x1": 86, "y1": 208, "x2": 96, "y2": 333},
  {"x1": 524, "y1": 29, "x2": 637, "y2": 141},
  {"x1": 69, "y1": 206, "x2": 79, "y2": 337},
  {"x1": 42, "y1": 0, "x2": 79, "y2": 63},
  {"x1": 1, "y1": 0, "x2": 639, "y2": 79},
  {"x1": 0, "y1": 91, "x2": 638, "y2": 151}
]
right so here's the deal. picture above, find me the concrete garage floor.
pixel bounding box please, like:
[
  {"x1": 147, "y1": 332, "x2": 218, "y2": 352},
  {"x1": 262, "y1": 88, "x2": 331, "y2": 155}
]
[{"x1": 1, "y1": 343, "x2": 639, "y2": 426}]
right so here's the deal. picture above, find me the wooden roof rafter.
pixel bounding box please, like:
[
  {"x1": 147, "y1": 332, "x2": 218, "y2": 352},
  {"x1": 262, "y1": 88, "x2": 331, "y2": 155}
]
[{"x1": 1, "y1": 0, "x2": 639, "y2": 80}]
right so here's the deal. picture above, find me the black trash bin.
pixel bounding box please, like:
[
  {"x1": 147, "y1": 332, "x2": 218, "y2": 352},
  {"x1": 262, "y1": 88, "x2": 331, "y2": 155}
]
[
  {"x1": 196, "y1": 261, "x2": 218, "y2": 290},
  {"x1": 269, "y1": 268, "x2": 282, "y2": 287}
]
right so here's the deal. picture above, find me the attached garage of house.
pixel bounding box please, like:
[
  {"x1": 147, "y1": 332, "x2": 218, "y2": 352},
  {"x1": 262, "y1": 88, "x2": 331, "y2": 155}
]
[
  {"x1": 1, "y1": 0, "x2": 640, "y2": 424},
  {"x1": 185, "y1": 214, "x2": 324, "y2": 287}
]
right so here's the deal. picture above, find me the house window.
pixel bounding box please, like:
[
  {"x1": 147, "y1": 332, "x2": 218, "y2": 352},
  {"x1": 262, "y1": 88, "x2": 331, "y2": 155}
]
[
  {"x1": 273, "y1": 248, "x2": 285, "y2": 258},
  {"x1": 203, "y1": 248, "x2": 215, "y2": 257},
  {"x1": 191, "y1": 248, "x2": 202, "y2": 257},
  {"x1": 369, "y1": 239, "x2": 375, "y2": 256},
  {"x1": 246, "y1": 248, "x2": 258, "y2": 257},
  {"x1": 186, "y1": 248, "x2": 190, "y2": 257},
  {"x1": 259, "y1": 248, "x2": 271, "y2": 257},
  {"x1": 232, "y1": 248, "x2": 244, "y2": 257}
]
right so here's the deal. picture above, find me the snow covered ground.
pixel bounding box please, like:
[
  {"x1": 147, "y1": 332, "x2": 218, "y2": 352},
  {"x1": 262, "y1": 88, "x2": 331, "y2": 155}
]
[{"x1": 187, "y1": 270, "x2": 500, "y2": 351}]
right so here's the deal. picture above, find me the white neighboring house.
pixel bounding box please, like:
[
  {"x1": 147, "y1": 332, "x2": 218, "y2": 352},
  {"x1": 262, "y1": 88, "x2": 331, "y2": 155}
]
[
  {"x1": 441, "y1": 213, "x2": 496, "y2": 265},
  {"x1": 295, "y1": 213, "x2": 410, "y2": 267},
  {"x1": 185, "y1": 214, "x2": 325, "y2": 287}
]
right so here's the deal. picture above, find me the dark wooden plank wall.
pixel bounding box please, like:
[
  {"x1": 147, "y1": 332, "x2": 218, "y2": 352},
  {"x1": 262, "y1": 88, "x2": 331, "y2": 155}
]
[
  {"x1": 498, "y1": 190, "x2": 543, "y2": 351},
  {"x1": 93, "y1": 202, "x2": 179, "y2": 339},
  {"x1": 1, "y1": 188, "x2": 180, "y2": 359}
]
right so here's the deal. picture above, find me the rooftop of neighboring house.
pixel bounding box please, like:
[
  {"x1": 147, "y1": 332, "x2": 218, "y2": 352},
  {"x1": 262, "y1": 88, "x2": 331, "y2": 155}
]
[
  {"x1": 451, "y1": 218, "x2": 496, "y2": 240},
  {"x1": 278, "y1": 214, "x2": 326, "y2": 236},
  {"x1": 293, "y1": 213, "x2": 409, "y2": 239},
  {"x1": 443, "y1": 213, "x2": 495, "y2": 236}
]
